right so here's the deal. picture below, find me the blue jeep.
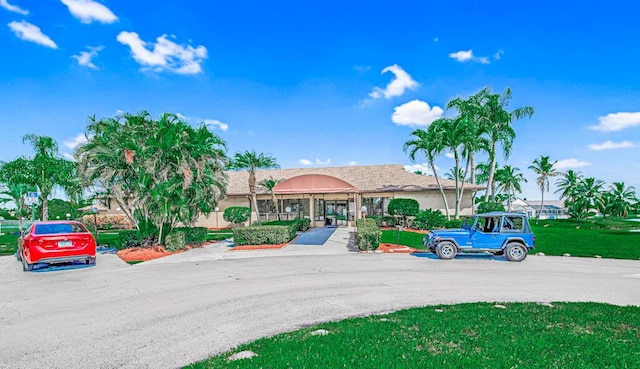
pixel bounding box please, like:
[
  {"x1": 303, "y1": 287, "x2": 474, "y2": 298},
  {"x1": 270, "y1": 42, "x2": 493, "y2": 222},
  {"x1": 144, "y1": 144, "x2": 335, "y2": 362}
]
[{"x1": 423, "y1": 212, "x2": 535, "y2": 261}]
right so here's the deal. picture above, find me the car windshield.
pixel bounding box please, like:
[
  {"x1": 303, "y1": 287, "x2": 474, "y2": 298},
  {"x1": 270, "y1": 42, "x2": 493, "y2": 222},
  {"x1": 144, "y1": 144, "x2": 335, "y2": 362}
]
[{"x1": 34, "y1": 223, "x2": 88, "y2": 235}]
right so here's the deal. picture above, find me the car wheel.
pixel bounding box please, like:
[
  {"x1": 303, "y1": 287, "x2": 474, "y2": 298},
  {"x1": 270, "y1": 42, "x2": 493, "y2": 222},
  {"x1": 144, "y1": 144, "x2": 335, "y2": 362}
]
[
  {"x1": 436, "y1": 241, "x2": 457, "y2": 260},
  {"x1": 21, "y1": 257, "x2": 34, "y2": 272},
  {"x1": 87, "y1": 257, "x2": 96, "y2": 265},
  {"x1": 505, "y1": 242, "x2": 527, "y2": 262}
]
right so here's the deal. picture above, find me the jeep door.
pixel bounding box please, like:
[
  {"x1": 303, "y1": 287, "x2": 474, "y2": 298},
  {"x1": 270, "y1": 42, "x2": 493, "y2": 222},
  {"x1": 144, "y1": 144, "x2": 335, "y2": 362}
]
[{"x1": 470, "y1": 216, "x2": 501, "y2": 249}]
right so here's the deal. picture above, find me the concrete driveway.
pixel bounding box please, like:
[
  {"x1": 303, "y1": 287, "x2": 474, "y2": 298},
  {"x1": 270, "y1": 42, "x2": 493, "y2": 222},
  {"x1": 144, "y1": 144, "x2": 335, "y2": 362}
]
[{"x1": 1, "y1": 232, "x2": 639, "y2": 369}]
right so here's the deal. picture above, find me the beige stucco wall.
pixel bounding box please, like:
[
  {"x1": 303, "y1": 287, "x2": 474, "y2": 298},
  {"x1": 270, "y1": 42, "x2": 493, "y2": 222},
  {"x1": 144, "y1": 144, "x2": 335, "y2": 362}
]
[{"x1": 398, "y1": 191, "x2": 475, "y2": 216}]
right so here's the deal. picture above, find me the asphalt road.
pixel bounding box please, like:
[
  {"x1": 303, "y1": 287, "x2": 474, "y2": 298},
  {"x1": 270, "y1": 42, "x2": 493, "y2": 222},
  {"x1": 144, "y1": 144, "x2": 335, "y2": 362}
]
[{"x1": 1, "y1": 252, "x2": 639, "y2": 369}]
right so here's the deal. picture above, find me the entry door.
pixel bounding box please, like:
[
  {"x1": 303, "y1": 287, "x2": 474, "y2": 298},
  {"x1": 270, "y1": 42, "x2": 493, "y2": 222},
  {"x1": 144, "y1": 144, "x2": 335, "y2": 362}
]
[{"x1": 325, "y1": 200, "x2": 348, "y2": 226}]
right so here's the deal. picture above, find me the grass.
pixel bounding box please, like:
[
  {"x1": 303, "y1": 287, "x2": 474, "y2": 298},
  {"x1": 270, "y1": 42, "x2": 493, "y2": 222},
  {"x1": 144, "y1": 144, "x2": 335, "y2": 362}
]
[
  {"x1": 380, "y1": 230, "x2": 426, "y2": 250},
  {"x1": 186, "y1": 302, "x2": 640, "y2": 369},
  {"x1": 381, "y1": 218, "x2": 640, "y2": 259}
]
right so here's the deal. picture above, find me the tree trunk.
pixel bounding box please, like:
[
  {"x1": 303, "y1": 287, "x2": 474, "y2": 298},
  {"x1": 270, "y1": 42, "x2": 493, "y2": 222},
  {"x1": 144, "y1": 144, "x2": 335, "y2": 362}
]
[
  {"x1": 484, "y1": 142, "x2": 497, "y2": 203},
  {"x1": 537, "y1": 186, "x2": 545, "y2": 224},
  {"x1": 431, "y1": 160, "x2": 450, "y2": 220},
  {"x1": 470, "y1": 153, "x2": 476, "y2": 215},
  {"x1": 252, "y1": 193, "x2": 260, "y2": 225},
  {"x1": 454, "y1": 154, "x2": 460, "y2": 219},
  {"x1": 458, "y1": 155, "x2": 471, "y2": 218}
]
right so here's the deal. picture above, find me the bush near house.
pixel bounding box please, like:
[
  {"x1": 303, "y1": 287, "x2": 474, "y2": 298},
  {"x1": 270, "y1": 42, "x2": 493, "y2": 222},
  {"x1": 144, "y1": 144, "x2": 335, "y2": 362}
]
[
  {"x1": 165, "y1": 231, "x2": 187, "y2": 252},
  {"x1": 173, "y1": 226, "x2": 208, "y2": 245},
  {"x1": 262, "y1": 218, "x2": 311, "y2": 232},
  {"x1": 233, "y1": 224, "x2": 298, "y2": 246},
  {"x1": 223, "y1": 206, "x2": 251, "y2": 226},
  {"x1": 444, "y1": 218, "x2": 465, "y2": 229},
  {"x1": 412, "y1": 209, "x2": 447, "y2": 230},
  {"x1": 373, "y1": 215, "x2": 398, "y2": 227},
  {"x1": 477, "y1": 201, "x2": 506, "y2": 213},
  {"x1": 356, "y1": 218, "x2": 381, "y2": 251},
  {"x1": 387, "y1": 198, "x2": 419, "y2": 226},
  {"x1": 82, "y1": 214, "x2": 132, "y2": 230}
]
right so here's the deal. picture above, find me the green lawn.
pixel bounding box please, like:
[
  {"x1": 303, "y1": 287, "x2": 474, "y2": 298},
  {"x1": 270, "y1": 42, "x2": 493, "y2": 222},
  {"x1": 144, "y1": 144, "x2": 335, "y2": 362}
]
[
  {"x1": 382, "y1": 218, "x2": 640, "y2": 259},
  {"x1": 186, "y1": 302, "x2": 640, "y2": 369}
]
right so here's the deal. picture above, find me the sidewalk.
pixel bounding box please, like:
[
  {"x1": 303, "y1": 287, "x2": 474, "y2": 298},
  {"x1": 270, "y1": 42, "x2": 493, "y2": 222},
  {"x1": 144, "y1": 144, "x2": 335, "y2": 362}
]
[{"x1": 142, "y1": 226, "x2": 358, "y2": 265}]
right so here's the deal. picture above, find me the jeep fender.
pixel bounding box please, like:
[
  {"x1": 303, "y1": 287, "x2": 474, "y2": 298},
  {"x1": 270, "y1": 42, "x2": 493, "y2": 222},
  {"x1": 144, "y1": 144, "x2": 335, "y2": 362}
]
[
  {"x1": 435, "y1": 238, "x2": 461, "y2": 249},
  {"x1": 500, "y1": 237, "x2": 529, "y2": 250}
]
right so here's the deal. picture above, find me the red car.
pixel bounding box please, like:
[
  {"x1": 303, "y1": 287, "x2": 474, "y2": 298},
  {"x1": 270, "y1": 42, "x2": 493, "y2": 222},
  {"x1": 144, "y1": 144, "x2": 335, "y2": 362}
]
[{"x1": 17, "y1": 221, "x2": 97, "y2": 271}]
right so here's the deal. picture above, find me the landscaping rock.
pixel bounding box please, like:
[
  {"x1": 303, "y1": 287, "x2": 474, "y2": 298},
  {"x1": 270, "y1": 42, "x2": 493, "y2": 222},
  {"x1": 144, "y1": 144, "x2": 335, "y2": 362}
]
[
  {"x1": 595, "y1": 255, "x2": 602, "y2": 259},
  {"x1": 379, "y1": 318, "x2": 389, "y2": 322},
  {"x1": 563, "y1": 253, "x2": 571, "y2": 257},
  {"x1": 536, "y1": 252, "x2": 545, "y2": 256},
  {"x1": 311, "y1": 329, "x2": 330, "y2": 336},
  {"x1": 434, "y1": 309, "x2": 444, "y2": 313},
  {"x1": 228, "y1": 350, "x2": 257, "y2": 361},
  {"x1": 494, "y1": 304, "x2": 507, "y2": 309},
  {"x1": 538, "y1": 302, "x2": 555, "y2": 308}
]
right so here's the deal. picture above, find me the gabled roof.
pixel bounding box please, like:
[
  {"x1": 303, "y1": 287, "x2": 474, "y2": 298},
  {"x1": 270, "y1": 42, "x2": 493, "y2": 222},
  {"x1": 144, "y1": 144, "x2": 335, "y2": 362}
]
[{"x1": 225, "y1": 164, "x2": 484, "y2": 195}]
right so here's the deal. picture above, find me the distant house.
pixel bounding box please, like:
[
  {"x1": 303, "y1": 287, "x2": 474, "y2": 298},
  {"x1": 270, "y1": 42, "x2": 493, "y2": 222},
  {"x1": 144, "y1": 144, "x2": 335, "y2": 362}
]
[
  {"x1": 195, "y1": 164, "x2": 483, "y2": 228},
  {"x1": 510, "y1": 199, "x2": 567, "y2": 219}
]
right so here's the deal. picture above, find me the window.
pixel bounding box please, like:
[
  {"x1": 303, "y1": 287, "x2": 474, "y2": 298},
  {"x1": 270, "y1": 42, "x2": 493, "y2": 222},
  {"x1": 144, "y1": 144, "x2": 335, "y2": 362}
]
[
  {"x1": 362, "y1": 197, "x2": 387, "y2": 216},
  {"x1": 502, "y1": 216, "x2": 524, "y2": 232}
]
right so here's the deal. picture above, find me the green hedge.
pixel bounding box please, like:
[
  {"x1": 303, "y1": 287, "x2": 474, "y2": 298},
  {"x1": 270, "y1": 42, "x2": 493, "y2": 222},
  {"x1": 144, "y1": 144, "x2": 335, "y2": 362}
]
[
  {"x1": 233, "y1": 224, "x2": 298, "y2": 246},
  {"x1": 412, "y1": 209, "x2": 447, "y2": 230},
  {"x1": 173, "y1": 226, "x2": 208, "y2": 245},
  {"x1": 262, "y1": 218, "x2": 310, "y2": 231},
  {"x1": 223, "y1": 206, "x2": 251, "y2": 225},
  {"x1": 118, "y1": 230, "x2": 144, "y2": 249},
  {"x1": 356, "y1": 218, "x2": 381, "y2": 251},
  {"x1": 165, "y1": 231, "x2": 187, "y2": 252}
]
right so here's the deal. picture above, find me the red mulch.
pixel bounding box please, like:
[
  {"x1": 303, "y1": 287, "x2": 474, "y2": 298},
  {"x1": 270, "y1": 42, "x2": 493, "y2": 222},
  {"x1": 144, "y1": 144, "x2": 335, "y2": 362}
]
[
  {"x1": 378, "y1": 243, "x2": 420, "y2": 253},
  {"x1": 379, "y1": 227, "x2": 430, "y2": 234},
  {"x1": 116, "y1": 242, "x2": 218, "y2": 262}
]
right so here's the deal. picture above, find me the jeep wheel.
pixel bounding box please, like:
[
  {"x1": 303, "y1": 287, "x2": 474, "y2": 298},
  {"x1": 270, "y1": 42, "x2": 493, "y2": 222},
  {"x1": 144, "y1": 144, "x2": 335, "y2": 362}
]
[
  {"x1": 436, "y1": 241, "x2": 457, "y2": 260},
  {"x1": 504, "y1": 242, "x2": 527, "y2": 262}
]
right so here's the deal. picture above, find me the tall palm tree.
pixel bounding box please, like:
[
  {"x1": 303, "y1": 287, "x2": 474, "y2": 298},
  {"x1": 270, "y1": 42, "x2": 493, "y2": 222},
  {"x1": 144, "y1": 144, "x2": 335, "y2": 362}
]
[
  {"x1": 475, "y1": 88, "x2": 534, "y2": 202},
  {"x1": 22, "y1": 134, "x2": 76, "y2": 220},
  {"x1": 404, "y1": 128, "x2": 451, "y2": 219},
  {"x1": 528, "y1": 155, "x2": 561, "y2": 222},
  {"x1": 494, "y1": 165, "x2": 527, "y2": 211},
  {"x1": 0, "y1": 158, "x2": 37, "y2": 230},
  {"x1": 259, "y1": 176, "x2": 283, "y2": 219},
  {"x1": 576, "y1": 177, "x2": 606, "y2": 216},
  {"x1": 228, "y1": 150, "x2": 279, "y2": 226}
]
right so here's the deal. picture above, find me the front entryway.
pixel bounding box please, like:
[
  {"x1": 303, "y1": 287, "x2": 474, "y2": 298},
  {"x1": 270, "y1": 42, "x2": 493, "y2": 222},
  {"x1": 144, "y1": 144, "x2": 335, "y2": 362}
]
[{"x1": 325, "y1": 200, "x2": 348, "y2": 226}]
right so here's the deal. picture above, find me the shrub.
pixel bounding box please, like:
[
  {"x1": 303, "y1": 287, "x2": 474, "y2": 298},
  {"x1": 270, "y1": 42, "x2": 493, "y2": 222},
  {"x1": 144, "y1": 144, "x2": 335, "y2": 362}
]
[
  {"x1": 165, "y1": 231, "x2": 187, "y2": 252},
  {"x1": 173, "y1": 227, "x2": 208, "y2": 245},
  {"x1": 444, "y1": 219, "x2": 464, "y2": 229},
  {"x1": 387, "y1": 198, "x2": 419, "y2": 226},
  {"x1": 477, "y1": 201, "x2": 505, "y2": 214},
  {"x1": 82, "y1": 214, "x2": 132, "y2": 230},
  {"x1": 118, "y1": 230, "x2": 143, "y2": 249},
  {"x1": 374, "y1": 215, "x2": 398, "y2": 227},
  {"x1": 223, "y1": 206, "x2": 251, "y2": 226},
  {"x1": 233, "y1": 225, "x2": 297, "y2": 246},
  {"x1": 356, "y1": 218, "x2": 381, "y2": 251},
  {"x1": 412, "y1": 209, "x2": 447, "y2": 230}
]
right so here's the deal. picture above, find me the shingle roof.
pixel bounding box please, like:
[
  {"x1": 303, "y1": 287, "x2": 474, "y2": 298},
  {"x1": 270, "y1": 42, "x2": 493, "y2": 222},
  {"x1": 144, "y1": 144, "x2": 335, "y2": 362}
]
[{"x1": 225, "y1": 164, "x2": 483, "y2": 195}]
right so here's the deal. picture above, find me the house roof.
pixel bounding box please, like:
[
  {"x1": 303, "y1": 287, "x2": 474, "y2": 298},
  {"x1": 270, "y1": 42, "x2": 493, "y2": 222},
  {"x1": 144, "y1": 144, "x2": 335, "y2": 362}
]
[{"x1": 225, "y1": 164, "x2": 484, "y2": 196}]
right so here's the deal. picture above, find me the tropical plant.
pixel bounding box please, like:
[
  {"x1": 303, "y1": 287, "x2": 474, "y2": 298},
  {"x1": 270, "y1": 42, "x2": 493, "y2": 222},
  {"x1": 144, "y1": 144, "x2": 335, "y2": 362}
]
[
  {"x1": 223, "y1": 206, "x2": 251, "y2": 226},
  {"x1": 387, "y1": 198, "x2": 420, "y2": 226},
  {"x1": 494, "y1": 165, "x2": 527, "y2": 211},
  {"x1": 0, "y1": 158, "x2": 36, "y2": 230},
  {"x1": 555, "y1": 170, "x2": 583, "y2": 204},
  {"x1": 76, "y1": 111, "x2": 228, "y2": 244},
  {"x1": 412, "y1": 209, "x2": 447, "y2": 230},
  {"x1": 575, "y1": 177, "x2": 606, "y2": 217},
  {"x1": 404, "y1": 128, "x2": 450, "y2": 219},
  {"x1": 228, "y1": 150, "x2": 279, "y2": 226},
  {"x1": 258, "y1": 176, "x2": 283, "y2": 219},
  {"x1": 528, "y1": 155, "x2": 561, "y2": 222},
  {"x1": 474, "y1": 88, "x2": 534, "y2": 202},
  {"x1": 603, "y1": 182, "x2": 637, "y2": 217}
]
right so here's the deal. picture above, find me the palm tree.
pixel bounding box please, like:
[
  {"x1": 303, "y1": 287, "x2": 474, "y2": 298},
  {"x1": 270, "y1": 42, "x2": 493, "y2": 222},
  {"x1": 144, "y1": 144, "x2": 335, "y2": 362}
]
[
  {"x1": 555, "y1": 170, "x2": 583, "y2": 204},
  {"x1": 606, "y1": 182, "x2": 637, "y2": 217},
  {"x1": 259, "y1": 176, "x2": 283, "y2": 220},
  {"x1": 228, "y1": 150, "x2": 279, "y2": 226},
  {"x1": 494, "y1": 165, "x2": 527, "y2": 211},
  {"x1": 0, "y1": 158, "x2": 37, "y2": 230},
  {"x1": 22, "y1": 134, "x2": 77, "y2": 220},
  {"x1": 475, "y1": 88, "x2": 534, "y2": 202},
  {"x1": 404, "y1": 128, "x2": 451, "y2": 219},
  {"x1": 528, "y1": 156, "x2": 561, "y2": 222}
]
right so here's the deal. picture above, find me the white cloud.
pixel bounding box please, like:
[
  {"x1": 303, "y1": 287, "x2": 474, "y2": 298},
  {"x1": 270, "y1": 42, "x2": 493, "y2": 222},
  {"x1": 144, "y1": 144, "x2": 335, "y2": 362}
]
[
  {"x1": 203, "y1": 119, "x2": 229, "y2": 132},
  {"x1": 368, "y1": 64, "x2": 418, "y2": 100},
  {"x1": 0, "y1": 0, "x2": 28, "y2": 14},
  {"x1": 555, "y1": 158, "x2": 591, "y2": 169},
  {"x1": 117, "y1": 31, "x2": 207, "y2": 75},
  {"x1": 494, "y1": 49, "x2": 504, "y2": 60},
  {"x1": 353, "y1": 65, "x2": 371, "y2": 73},
  {"x1": 62, "y1": 152, "x2": 75, "y2": 161},
  {"x1": 588, "y1": 140, "x2": 636, "y2": 150},
  {"x1": 8, "y1": 21, "x2": 58, "y2": 49},
  {"x1": 73, "y1": 46, "x2": 103, "y2": 69},
  {"x1": 316, "y1": 158, "x2": 331, "y2": 165},
  {"x1": 445, "y1": 152, "x2": 455, "y2": 159},
  {"x1": 176, "y1": 113, "x2": 229, "y2": 131},
  {"x1": 299, "y1": 159, "x2": 312, "y2": 166},
  {"x1": 391, "y1": 100, "x2": 444, "y2": 127},
  {"x1": 61, "y1": 0, "x2": 117, "y2": 24},
  {"x1": 348, "y1": 161, "x2": 358, "y2": 166},
  {"x1": 63, "y1": 133, "x2": 89, "y2": 149},
  {"x1": 404, "y1": 163, "x2": 436, "y2": 176},
  {"x1": 449, "y1": 49, "x2": 490, "y2": 64},
  {"x1": 591, "y1": 112, "x2": 640, "y2": 132}
]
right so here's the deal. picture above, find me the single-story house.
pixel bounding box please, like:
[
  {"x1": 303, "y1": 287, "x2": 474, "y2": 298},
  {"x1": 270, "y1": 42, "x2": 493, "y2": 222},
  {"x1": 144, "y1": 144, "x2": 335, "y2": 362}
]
[
  {"x1": 509, "y1": 199, "x2": 567, "y2": 219},
  {"x1": 195, "y1": 164, "x2": 483, "y2": 228}
]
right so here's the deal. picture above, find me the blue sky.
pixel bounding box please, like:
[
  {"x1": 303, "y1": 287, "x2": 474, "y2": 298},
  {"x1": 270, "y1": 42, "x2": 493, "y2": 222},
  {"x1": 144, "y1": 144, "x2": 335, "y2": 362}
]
[{"x1": 1, "y1": 0, "x2": 639, "y2": 201}]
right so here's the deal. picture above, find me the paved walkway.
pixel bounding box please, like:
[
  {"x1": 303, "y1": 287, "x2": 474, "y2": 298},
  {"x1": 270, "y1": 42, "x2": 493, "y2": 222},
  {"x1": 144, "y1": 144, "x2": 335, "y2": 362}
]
[
  {"x1": 143, "y1": 226, "x2": 357, "y2": 265},
  {"x1": 290, "y1": 226, "x2": 337, "y2": 245}
]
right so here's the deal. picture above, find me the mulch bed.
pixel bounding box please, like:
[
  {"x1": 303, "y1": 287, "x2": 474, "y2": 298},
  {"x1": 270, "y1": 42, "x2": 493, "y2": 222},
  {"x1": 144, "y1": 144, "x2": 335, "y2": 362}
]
[
  {"x1": 116, "y1": 242, "x2": 217, "y2": 262},
  {"x1": 378, "y1": 243, "x2": 421, "y2": 253}
]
